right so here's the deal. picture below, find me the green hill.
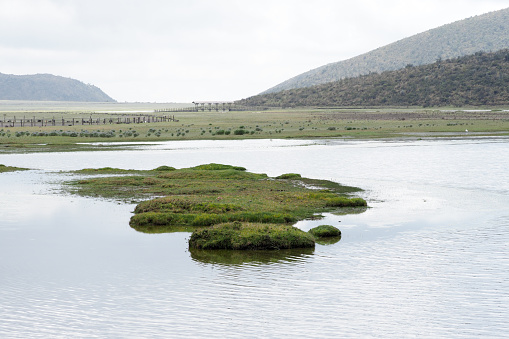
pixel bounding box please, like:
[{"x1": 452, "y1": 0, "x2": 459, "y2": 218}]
[
  {"x1": 262, "y1": 7, "x2": 509, "y2": 95},
  {"x1": 237, "y1": 49, "x2": 509, "y2": 107},
  {"x1": 0, "y1": 73, "x2": 115, "y2": 102}
]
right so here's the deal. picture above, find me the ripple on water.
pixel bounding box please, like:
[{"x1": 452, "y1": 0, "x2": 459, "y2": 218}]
[{"x1": 1, "y1": 138, "x2": 509, "y2": 337}]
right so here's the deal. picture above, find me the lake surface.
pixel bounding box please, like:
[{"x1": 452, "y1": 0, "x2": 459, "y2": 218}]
[{"x1": 1, "y1": 137, "x2": 508, "y2": 338}]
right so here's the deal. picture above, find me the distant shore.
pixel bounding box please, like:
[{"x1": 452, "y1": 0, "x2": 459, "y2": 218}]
[{"x1": 1, "y1": 103, "x2": 508, "y2": 152}]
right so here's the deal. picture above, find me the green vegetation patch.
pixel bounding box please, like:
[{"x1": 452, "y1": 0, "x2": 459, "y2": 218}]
[
  {"x1": 295, "y1": 177, "x2": 363, "y2": 194},
  {"x1": 191, "y1": 163, "x2": 246, "y2": 171},
  {"x1": 153, "y1": 165, "x2": 176, "y2": 172},
  {"x1": 67, "y1": 163, "x2": 367, "y2": 249},
  {"x1": 131, "y1": 210, "x2": 297, "y2": 233},
  {"x1": 73, "y1": 167, "x2": 138, "y2": 174},
  {"x1": 308, "y1": 225, "x2": 342, "y2": 238},
  {"x1": 276, "y1": 173, "x2": 302, "y2": 179},
  {"x1": 189, "y1": 222, "x2": 315, "y2": 250},
  {"x1": 0, "y1": 164, "x2": 30, "y2": 173},
  {"x1": 133, "y1": 197, "x2": 244, "y2": 214}
]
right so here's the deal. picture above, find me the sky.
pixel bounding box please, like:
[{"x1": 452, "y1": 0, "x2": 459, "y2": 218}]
[{"x1": 1, "y1": 0, "x2": 508, "y2": 103}]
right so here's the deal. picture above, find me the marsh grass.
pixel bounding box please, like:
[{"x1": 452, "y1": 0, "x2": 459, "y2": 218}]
[
  {"x1": 298, "y1": 178, "x2": 363, "y2": 194},
  {"x1": 276, "y1": 173, "x2": 302, "y2": 179},
  {"x1": 153, "y1": 165, "x2": 176, "y2": 172},
  {"x1": 2, "y1": 107, "x2": 509, "y2": 153},
  {"x1": 308, "y1": 225, "x2": 342, "y2": 238},
  {"x1": 189, "y1": 222, "x2": 315, "y2": 250},
  {"x1": 67, "y1": 163, "x2": 367, "y2": 248},
  {"x1": 73, "y1": 167, "x2": 140, "y2": 174},
  {"x1": 0, "y1": 164, "x2": 30, "y2": 172}
]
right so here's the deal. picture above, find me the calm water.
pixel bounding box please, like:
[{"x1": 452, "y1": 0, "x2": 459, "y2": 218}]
[{"x1": 1, "y1": 138, "x2": 508, "y2": 338}]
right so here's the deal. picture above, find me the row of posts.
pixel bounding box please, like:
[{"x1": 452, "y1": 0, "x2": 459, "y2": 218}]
[{"x1": 0, "y1": 115, "x2": 177, "y2": 128}]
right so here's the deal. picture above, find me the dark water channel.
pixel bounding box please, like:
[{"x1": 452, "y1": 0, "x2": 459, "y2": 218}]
[{"x1": 1, "y1": 138, "x2": 508, "y2": 338}]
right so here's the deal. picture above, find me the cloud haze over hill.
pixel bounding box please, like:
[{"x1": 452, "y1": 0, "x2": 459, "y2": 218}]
[{"x1": 0, "y1": 0, "x2": 508, "y2": 102}]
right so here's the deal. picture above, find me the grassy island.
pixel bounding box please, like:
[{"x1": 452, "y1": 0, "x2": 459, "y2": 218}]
[
  {"x1": 308, "y1": 225, "x2": 342, "y2": 238},
  {"x1": 68, "y1": 163, "x2": 367, "y2": 249},
  {"x1": 189, "y1": 222, "x2": 315, "y2": 250}
]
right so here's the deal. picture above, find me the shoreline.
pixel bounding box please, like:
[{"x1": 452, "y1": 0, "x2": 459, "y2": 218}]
[{"x1": 0, "y1": 106, "x2": 508, "y2": 152}]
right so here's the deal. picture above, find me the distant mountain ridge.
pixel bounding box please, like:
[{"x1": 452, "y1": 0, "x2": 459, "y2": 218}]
[
  {"x1": 262, "y1": 7, "x2": 509, "y2": 94},
  {"x1": 238, "y1": 49, "x2": 509, "y2": 107},
  {"x1": 0, "y1": 73, "x2": 115, "y2": 102}
]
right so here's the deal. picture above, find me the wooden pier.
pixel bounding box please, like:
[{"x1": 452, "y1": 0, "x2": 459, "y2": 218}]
[
  {"x1": 155, "y1": 102, "x2": 234, "y2": 113},
  {"x1": 154, "y1": 102, "x2": 270, "y2": 113},
  {"x1": 193, "y1": 101, "x2": 234, "y2": 112}
]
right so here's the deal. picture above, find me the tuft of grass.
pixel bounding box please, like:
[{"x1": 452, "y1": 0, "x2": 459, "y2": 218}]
[
  {"x1": 307, "y1": 192, "x2": 367, "y2": 207},
  {"x1": 324, "y1": 196, "x2": 367, "y2": 207},
  {"x1": 300, "y1": 178, "x2": 363, "y2": 194},
  {"x1": 153, "y1": 165, "x2": 176, "y2": 172},
  {"x1": 191, "y1": 163, "x2": 246, "y2": 171},
  {"x1": 276, "y1": 173, "x2": 302, "y2": 179},
  {"x1": 189, "y1": 222, "x2": 315, "y2": 250},
  {"x1": 72, "y1": 167, "x2": 135, "y2": 174},
  {"x1": 308, "y1": 225, "x2": 341, "y2": 238},
  {"x1": 0, "y1": 164, "x2": 30, "y2": 172}
]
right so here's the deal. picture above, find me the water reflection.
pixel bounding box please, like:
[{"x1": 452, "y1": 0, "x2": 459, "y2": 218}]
[
  {"x1": 130, "y1": 224, "x2": 202, "y2": 234},
  {"x1": 2, "y1": 138, "x2": 509, "y2": 338},
  {"x1": 190, "y1": 247, "x2": 314, "y2": 266},
  {"x1": 294, "y1": 212, "x2": 353, "y2": 231},
  {"x1": 315, "y1": 236, "x2": 341, "y2": 246}
]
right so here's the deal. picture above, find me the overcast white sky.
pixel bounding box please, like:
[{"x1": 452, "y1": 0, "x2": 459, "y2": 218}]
[{"x1": 1, "y1": 0, "x2": 508, "y2": 103}]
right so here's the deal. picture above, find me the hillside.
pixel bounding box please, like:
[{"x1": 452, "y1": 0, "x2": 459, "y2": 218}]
[
  {"x1": 262, "y1": 7, "x2": 509, "y2": 94},
  {"x1": 237, "y1": 49, "x2": 509, "y2": 107},
  {"x1": 0, "y1": 73, "x2": 115, "y2": 102}
]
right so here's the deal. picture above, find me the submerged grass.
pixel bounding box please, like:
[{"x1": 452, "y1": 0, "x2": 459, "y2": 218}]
[
  {"x1": 67, "y1": 163, "x2": 367, "y2": 249},
  {"x1": 0, "y1": 164, "x2": 30, "y2": 172}
]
